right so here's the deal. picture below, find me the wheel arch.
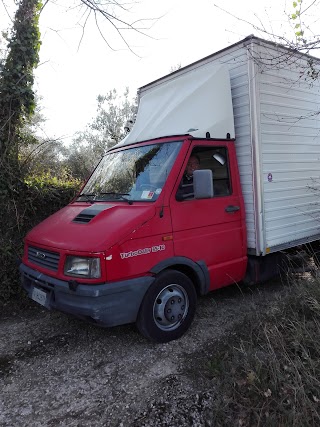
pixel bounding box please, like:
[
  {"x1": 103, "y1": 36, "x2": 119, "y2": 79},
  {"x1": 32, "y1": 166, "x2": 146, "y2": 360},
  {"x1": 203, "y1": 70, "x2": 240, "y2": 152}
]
[{"x1": 150, "y1": 257, "x2": 210, "y2": 296}]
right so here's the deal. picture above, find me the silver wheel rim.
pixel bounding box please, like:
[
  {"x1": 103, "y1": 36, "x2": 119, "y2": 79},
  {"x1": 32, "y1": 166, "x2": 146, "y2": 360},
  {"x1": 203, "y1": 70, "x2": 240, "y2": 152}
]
[{"x1": 153, "y1": 284, "x2": 189, "y2": 331}]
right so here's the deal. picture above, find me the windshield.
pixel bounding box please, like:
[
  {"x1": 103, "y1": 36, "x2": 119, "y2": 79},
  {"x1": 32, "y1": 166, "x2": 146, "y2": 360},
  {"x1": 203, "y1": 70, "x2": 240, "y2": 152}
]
[{"x1": 77, "y1": 141, "x2": 182, "y2": 203}]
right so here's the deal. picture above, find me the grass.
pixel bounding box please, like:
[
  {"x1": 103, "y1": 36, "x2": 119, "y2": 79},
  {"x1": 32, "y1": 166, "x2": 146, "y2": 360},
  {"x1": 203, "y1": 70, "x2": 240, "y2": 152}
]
[{"x1": 206, "y1": 274, "x2": 320, "y2": 426}]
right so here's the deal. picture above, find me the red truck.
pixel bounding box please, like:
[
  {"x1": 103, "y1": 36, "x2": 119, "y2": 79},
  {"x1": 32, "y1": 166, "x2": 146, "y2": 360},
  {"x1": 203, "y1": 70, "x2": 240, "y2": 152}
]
[{"x1": 20, "y1": 36, "x2": 320, "y2": 342}]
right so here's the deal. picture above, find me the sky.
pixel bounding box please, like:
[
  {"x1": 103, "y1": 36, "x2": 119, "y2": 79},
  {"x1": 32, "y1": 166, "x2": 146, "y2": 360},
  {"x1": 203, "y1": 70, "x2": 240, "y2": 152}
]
[{"x1": 0, "y1": 0, "x2": 312, "y2": 144}]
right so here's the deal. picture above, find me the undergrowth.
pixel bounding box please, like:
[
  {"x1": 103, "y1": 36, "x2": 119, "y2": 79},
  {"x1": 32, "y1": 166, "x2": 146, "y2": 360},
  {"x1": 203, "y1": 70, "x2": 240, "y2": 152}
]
[
  {"x1": 206, "y1": 276, "x2": 320, "y2": 426},
  {"x1": 0, "y1": 175, "x2": 81, "y2": 302}
]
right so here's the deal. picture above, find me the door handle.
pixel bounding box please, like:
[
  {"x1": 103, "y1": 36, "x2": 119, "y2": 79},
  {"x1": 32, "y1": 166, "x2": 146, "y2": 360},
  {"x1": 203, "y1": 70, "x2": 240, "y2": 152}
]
[{"x1": 225, "y1": 205, "x2": 240, "y2": 213}]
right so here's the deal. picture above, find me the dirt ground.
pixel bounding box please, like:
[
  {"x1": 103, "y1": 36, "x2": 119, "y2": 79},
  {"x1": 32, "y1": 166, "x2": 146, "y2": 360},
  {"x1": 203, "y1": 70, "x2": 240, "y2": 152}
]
[{"x1": 0, "y1": 280, "x2": 285, "y2": 427}]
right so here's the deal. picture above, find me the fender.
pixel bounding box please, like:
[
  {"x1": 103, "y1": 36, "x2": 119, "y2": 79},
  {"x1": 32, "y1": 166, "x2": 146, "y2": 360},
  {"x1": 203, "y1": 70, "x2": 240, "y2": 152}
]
[{"x1": 150, "y1": 256, "x2": 210, "y2": 296}]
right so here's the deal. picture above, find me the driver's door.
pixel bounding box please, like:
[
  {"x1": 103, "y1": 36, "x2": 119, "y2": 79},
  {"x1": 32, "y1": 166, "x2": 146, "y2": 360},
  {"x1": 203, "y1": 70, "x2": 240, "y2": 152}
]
[{"x1": 170, "y1": 141, "x2": 247, "y2": 290}]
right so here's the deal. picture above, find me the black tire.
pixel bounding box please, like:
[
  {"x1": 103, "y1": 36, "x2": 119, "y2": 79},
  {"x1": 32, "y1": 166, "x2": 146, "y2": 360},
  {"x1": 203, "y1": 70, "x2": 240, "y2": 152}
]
[{"x1": 136, "y1": 269, "x2": 197, "y2": 343}]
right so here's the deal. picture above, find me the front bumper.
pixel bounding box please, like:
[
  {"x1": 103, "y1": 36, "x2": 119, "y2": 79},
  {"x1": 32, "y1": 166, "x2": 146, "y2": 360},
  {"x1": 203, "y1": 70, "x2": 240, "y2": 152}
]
[{"x1": 20, "y1": 263, "x2": 154, "y2": 327}]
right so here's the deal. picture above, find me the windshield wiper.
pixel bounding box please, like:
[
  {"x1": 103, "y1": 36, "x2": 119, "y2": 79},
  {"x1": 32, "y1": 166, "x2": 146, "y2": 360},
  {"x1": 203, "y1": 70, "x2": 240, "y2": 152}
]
[
  {"x1": 99, "y1": 192, "x2": 133, "y2": 205},
  {"x1": 77, "y1": 193, "x2": 97, "y2": 203}
]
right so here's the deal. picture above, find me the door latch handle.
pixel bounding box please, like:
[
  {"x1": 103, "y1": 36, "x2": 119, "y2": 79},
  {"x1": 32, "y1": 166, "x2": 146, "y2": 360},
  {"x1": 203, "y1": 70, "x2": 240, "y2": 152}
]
[{"x1": 225, "y1": 205, "x2": 240, "y2": 213}]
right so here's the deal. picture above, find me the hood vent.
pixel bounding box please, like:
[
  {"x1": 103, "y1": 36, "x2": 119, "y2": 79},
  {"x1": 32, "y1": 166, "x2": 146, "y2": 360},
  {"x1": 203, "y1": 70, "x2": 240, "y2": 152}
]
[
  {"x1": 73, "y1": 204, "x2": 114, "y2": 224},
  {"x1": 73, "y1": 212, "x2": 95, "y2": 223}
]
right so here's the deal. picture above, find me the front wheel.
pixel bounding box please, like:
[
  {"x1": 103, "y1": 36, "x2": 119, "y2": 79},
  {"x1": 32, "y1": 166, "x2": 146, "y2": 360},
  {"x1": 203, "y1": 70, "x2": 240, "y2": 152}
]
[{"x1": 136, "y1": 270, "x2": 197, "y2": 343}]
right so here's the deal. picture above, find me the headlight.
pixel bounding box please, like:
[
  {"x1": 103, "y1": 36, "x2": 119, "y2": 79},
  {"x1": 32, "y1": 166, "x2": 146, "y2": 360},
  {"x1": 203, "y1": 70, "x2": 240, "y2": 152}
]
[{"x1": 64, "y1": 256, "x2": 101, "y2": 278}]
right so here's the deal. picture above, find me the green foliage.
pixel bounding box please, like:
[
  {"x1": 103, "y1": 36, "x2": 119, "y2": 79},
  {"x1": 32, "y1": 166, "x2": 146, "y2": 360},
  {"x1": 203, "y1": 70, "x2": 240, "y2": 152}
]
[
  {"x1": 0, "y1": 175, "x2": 81, "y2": 302},
  {"x1": 0, "y1": 0, "x2": 42, "y2": 213},
  {"x1": 0, "y1": 0, "x2": 42, "y2": 155},
  {"x1": 25, "y1": 170, "x2": 81, "y2": 190},
  {"x1": 0, "y1": 0, "x2": 45, "y2": 301},
  {"x1": 66, "y1": 88, "x2": 137, "y2": 180},
  {"x1": 290, "y1": 0, "x2": 306, "y2": 42},
  {"x1": 20, "y1": 138, "x2": 69, "y2": 178},
  {"x1": 92, "y1": 88, "x2": 137, "y2": 147}
]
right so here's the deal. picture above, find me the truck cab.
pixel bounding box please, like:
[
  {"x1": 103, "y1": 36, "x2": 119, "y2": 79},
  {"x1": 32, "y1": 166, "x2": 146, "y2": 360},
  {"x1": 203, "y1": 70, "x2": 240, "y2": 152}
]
[{"x1": 20, "y1": 135, "x2": 247, "y2": 342}]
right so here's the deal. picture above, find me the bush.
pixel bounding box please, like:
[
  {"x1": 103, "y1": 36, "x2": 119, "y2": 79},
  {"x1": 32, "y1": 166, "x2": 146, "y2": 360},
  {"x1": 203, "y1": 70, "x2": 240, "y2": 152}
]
[
  {"x1": 206, "y1": 276, "x2": 320, "y2": 426},
  {"x1": 0, "y1": 173, "x2": 81, "y2": 302}
]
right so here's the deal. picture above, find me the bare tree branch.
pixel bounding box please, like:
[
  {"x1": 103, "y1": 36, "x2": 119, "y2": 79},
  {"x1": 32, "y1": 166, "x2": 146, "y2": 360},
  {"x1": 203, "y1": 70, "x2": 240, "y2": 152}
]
[
  {"x1": 300, "y1": 0, "x2": 318, "y2": 15},
  {"x1": 1, "y1": 0, "x2": 161, "y2": 55},
  {"x1": 1, "y1": 0, "x2": 14, "y2": 23},
  {"x1": 40, "y1": 0, "x2": 50, "y2": 13},
  {"x1": 93, "y1": 10, "x2": 119, "y2": 52},
  {"x1": 214, "y1": 2, "x2": 320, "y2": 53},
  {"x1": 76, "y1": 0, "x2": 160, "y2": 54},
  {"x1": 77, "y1": 8, "x2": 91, "y2": 51}
]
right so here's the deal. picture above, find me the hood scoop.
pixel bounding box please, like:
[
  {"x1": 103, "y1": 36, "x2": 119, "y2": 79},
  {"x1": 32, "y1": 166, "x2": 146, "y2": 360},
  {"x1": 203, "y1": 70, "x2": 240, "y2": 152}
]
[{"x1": 73, "y1": 204, "x2": 115, "y2": 224}]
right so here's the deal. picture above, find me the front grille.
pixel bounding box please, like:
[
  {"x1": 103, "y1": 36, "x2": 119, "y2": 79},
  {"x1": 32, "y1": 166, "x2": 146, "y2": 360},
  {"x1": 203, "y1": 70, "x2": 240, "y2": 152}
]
[{"x1": 28, "y1": 246, "x2": 60, "y2": 271}]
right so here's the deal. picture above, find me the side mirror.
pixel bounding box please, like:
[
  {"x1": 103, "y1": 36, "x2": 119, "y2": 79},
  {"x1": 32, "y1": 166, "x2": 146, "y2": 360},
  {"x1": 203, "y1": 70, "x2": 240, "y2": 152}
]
[{"x1": 193, "y1": 170, "x2": 214, "y2": 199}]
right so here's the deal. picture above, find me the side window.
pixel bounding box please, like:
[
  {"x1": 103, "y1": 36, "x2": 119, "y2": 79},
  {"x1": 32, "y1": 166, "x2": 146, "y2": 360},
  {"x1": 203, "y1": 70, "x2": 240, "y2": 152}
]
[
  {"x1": 176, "y1": 151, "x2": 201, "y2": 200},
  {"x1": 176, "y1": 147, "x2": 231, "y2": 201},
  {"x1": 209, "y1": 147, "x2": 231, "y2": 197}
]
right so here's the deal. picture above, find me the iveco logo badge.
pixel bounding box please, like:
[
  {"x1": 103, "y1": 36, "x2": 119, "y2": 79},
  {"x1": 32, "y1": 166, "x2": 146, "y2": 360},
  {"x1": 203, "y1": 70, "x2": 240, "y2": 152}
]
[{"x1": 35, "y1": 251, "x2": 46, "y2": 259}]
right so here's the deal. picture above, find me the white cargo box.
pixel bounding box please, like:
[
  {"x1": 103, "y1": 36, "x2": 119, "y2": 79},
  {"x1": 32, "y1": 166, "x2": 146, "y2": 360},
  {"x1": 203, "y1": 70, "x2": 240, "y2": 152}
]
[{"x1": 131, "y1": 36, "x2": 320, "y2": 256}]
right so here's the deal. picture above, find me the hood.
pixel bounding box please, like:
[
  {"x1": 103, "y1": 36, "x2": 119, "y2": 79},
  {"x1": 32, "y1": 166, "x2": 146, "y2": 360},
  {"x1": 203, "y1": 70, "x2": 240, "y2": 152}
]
[{"x1": 26, "y1": 202, "x2": 156, "y2": 252}]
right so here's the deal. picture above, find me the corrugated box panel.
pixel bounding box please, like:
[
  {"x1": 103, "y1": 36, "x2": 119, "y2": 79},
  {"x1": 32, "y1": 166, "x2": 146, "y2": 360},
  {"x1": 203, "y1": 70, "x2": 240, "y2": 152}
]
[
  {"x1": 255, "y1": 42, "x2": 320, "y2": 251},
  {"x1": 221, "y1": 50, "x2": 257, "y2": 250}
]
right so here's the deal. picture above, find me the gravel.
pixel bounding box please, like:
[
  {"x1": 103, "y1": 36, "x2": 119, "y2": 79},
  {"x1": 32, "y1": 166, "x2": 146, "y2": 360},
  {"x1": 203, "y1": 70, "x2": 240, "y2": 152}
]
[{"x1": 0, "y1": 279, "x2": 285, "y2": 426}]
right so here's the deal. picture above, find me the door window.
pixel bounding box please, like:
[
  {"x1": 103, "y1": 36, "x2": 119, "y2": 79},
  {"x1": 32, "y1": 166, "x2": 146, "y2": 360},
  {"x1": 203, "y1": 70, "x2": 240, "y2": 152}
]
[{"x1": 176, "y1": 146, "x2": 231, "y2": 200}]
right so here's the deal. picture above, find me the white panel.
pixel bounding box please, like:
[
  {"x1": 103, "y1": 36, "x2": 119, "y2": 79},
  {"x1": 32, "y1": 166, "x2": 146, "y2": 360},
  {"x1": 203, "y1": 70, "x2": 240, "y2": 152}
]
[
  {"x1": 117, "y1": 64, "x2": 235, "y2": 146},
  {"x1": 256, "y1": 42, "x2": 320, "y2": 250},
  {"x1": 219, "y1": 48, "x2": 257, "y2": 251}
]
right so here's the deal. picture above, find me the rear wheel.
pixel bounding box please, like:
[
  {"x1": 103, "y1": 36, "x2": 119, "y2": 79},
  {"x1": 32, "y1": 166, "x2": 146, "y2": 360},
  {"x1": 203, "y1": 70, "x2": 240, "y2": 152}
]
[{"x1": 136, "y1": 269, "x2": 197, "y2": 343}]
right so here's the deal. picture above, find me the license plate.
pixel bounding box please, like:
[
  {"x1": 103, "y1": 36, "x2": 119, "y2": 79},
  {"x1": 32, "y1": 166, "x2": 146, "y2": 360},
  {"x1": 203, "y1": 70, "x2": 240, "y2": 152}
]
[{"x1": 31, "y1": 287, "x2": 48, "y2": 306}]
